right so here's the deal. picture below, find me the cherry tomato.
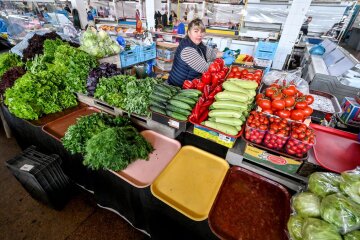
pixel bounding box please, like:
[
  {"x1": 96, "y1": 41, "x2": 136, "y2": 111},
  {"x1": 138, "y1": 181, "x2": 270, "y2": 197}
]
[
  {"x1": 271, "y1": 99, "x2": 285, "y2": 110},
  {"x1": 295, "y1": 101, "x2": 308, "y2": 110},
  {"x1": 305, "y1": 95, "x2": 314, "y2": 105},
  {"x1": 231, "y1": 66, "x2": 239, "y2": 73},
  {"x1": 241, "y1": 69, "x2": 249, "y2": 75},
  {"x1": 246, "y1": 73, "x2": 254, "y2": 80},
  {"x1": 258, "y1": 99, "x2": 272, "y2": 110},
  {"x1": 290, "y1": 109, "x2": 305, "y2": 121},
  {"x1": 235, "y1": 71, "x2": 242, "y2": 78},
  {"x1": 284, "y1": 96, "x2": 295, "y2": 108},
  {"x1": 253, "y1": 75, "x2": 261, "y2": 83},
  {"x1": 228, "y1": 73, "x2": 235, "y2": 78},
  {"x1": 254, "y1": 69, "x2": 262, "y2": 76}
]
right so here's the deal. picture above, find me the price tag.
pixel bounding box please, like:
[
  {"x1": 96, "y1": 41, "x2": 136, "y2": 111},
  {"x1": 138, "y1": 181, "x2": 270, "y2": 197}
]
[
  {"x1": 20, "y1": 164, "x2": 34, "y2": 172},
  {"x1": 219, "y1": 134, "x2": 231, "y2": 143},
  {"x1": 168, "y1": 119, "x2": 180, "y2": 129}
]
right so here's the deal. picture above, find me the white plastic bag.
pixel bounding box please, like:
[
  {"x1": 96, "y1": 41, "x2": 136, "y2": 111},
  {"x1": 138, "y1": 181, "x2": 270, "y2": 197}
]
[{"x1": 263, "y1": 69, "x2": 309, "y2": 94}]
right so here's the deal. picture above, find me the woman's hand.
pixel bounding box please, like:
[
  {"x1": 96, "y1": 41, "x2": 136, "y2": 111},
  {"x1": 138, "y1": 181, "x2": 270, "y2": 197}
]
[{"x1": 216, "y1": 51, "x2": 224, "y2": 58}]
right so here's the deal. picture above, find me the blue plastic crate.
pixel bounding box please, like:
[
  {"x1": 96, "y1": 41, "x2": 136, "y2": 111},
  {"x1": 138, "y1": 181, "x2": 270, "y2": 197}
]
[
  {"x1": 307, "y1": 38, "x2": 323, "y2": 45},
  {"x1": 120, "y1": 46, "x2": 140, "y2": 68},
  {"x1": 140, "y1": 43, "x2": 156, "y2": 62},
  {"x1": 254, "y1": 41, "x2": 278, "y2": 61}
]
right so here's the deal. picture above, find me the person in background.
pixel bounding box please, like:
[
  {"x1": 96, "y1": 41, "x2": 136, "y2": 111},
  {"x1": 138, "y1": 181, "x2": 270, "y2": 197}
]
[
  {"x1": 161, "y1": 11, "x2": 168, "y2": 27},
  {"x1": 72, "y1": 8, "x2": 81, "y2": 29},
  {"x1": 64, "y1": 4, "x2": 71, "y2": 14},
  {"x1": 169, "y1": 10, "x2": 177, "y2": 26},
  {"x1": 177, "y1": 17, "x2": 186, "y2": 34},
  {"x1": 168, "y1": 18, "x2": 234, "y2": 87},
  {"x1": 301, "y1": 16, "x2": 312, "y2": 36},
  {"x1": 98, "y1": 6, "x2": 104, "y2": 18},
  {"x1": 89, "y1": 6, "x2": 97, "y2": 18},
  {"x1": 87, "y1": 9, "x2": 94, "y2": 22},
  {"x1": 104, "y1": 7, "x2": 109, "y2": 18}
]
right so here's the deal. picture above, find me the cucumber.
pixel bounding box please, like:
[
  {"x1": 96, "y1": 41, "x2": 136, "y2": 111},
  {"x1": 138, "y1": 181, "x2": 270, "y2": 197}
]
[
  {"x1": 227, "y1": 79, "x2": 258, "y2": 90},
  {"x1": 209, "y1": 110, "x2": 243, "y2": 119},
  {"x1": 168, "y1": 99, "x2": 192, "y2": 110},
  {"x1": 223, "y1": 82, "x2": 250, "y2": 95},
  {"x1": 150, "y1": 106, "x2": 166, "y2": 115},
  {"x1": 150, "y1": 93, "x2": 167, "y2": 103},
  {"x1": 211, "y1": 101, "x2": 248, "y2": 111},
  {"x1": 171, "y1": 96, "x2": 196, "y2": 106},
  {"x1": 211, "y1": 117, "x2": 243, "y2": 127},
  {"x1": 162, "y1": 84, "x2": 179, "y2": 94},
  {"x1": 202, "y1": 121, "x2": 238, "y2": 136},
  {"x1": 153, "y1": 91, "x2": 172, "y2": 100},
  {"x1": 166, "y1": 104, "x2": 191, "y2": 116},
  {"x1": 166, "y1": 110, "x2": 188, "y2": 121},
  {"x1": 154, "y1": 84, "x2": 172, "y2": 95},
  {"x1": 150, "y1": 100, "x2": 166, "y2": 109},
  {"x1": 215, "y1": 91, "x2": 248, "y2": 102},
  {"x1": 235, "y1": 125, "x2": 242, "y2": 131},
  {"x1": 176, "y1": 91, "x2": 201, "y2": 98}
]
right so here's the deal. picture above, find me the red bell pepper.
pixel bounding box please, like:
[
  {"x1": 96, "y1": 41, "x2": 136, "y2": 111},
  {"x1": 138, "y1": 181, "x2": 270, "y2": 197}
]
[
  {"x1": 198, "y1": 109, "x2": 209, "y2": 124},
  {"x1": 202, "y1": 99, "x2": 214, "y2": 108},
  {"x1": 218, "y1": 70, "x2": 227, "y2": 80},
  {"x1": 223, "y1": 66, "x2": 229, "y2": 74},
  {"x1": 214, "y1": 58, "x2": 224, "y2": 69},
  {"x1": 201, "y1": 72, "x2": 211, "y2": 85},
  {"x1": 211, "y1": 73, "x2": 220, "y2": 87},
  {"x1": 192, "y1": 78, "x2": 200, "y2": 87},
  {"x1": 182, "y1": 80, "x2": 194, "y2": 89},
  {"x1": 208, "y1": 62, "x2": 220, "y2": 73},
  {"x1": 203, "y1": 84, "x2": 210, "y2": 99},
  {"x1": 196, "y1": 82, "x2": 205, "y2": 92}
]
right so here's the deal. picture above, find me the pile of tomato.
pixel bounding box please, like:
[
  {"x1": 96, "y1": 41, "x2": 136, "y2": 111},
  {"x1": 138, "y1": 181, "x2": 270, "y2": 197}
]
[
  {"x1": 263, "y1": 117, "x2": 290, "y2": 150},
  {"x1": 256, "y1": 84, "x2": 314, "y2": 122},
  {"x1": 182, "y1": 58, "x2": 229, "y2": 92},
  {"x1": 227, "y1": 66, "x2": 263, "y2": 85},
  {"x1": 285, "y1": 123, "x2": 315, "y2": 157},
  {"x1": 245, "y1": 111, "x2": 269, "y2": 144}
]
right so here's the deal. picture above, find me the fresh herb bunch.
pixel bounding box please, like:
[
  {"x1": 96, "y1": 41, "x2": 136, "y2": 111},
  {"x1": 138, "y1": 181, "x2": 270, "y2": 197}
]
[
  {"x1": 0, "y1": 53, "x2": 23, "y2": 78},
  {"x1": 84, "y1": 126, "x2": 153, "y2": 171},
  {"x1": 62, "y1": 113, "x2": 130, "y2": 154},
  {"x1": 0, "y1": 66, "x2": 26, "y2": 96},
  {"x1": 86, "y1": 63, "x2": 122, "y2": 96},
  {"x1": 95, "y1": 75, "x2": 161, "y2": 116}
]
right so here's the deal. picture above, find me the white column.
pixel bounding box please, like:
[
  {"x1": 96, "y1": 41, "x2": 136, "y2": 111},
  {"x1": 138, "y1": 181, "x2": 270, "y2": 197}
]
[
  {"x1": 70, "y1": 0, "x2": 88, "y2": 29},
  {"x1": 272, "y1": 0, "x2": 312, "y2": 70},
  {"x1": 145, "y1": 0, "x2": 155, "y2": 30}
]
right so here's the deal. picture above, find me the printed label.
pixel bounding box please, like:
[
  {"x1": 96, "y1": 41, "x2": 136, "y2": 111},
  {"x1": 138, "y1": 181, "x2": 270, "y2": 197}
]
[
  {"x1": 168, "y1": 119, "x2": 180, "y2": 129},
  {"x1": 219, "y1": 134, "x2": 231, "y2": 143},
  {"x1": 20, "y1": 164, "x2": 34, "y2": 172}
]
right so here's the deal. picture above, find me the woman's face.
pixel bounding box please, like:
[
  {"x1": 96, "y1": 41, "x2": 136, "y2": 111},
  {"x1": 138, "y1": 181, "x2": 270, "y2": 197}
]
[{"x1": 188, "y1": 27, "x2": 205, "y2": 45}]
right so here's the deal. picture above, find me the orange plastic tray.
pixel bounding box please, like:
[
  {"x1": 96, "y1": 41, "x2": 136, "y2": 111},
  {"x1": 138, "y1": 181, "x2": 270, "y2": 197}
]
[
  {"x1": 42, "y1": 107, "x2": 100, "y2": 141},
  {"x1": 110, "y1": 130, "x2": 181, "y2": 188},
  {"x1": 151, "y1": 146, "x2": 229, "y2": 221}
]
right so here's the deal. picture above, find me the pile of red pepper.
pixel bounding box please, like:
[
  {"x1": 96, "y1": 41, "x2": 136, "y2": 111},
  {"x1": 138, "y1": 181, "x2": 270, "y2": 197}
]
[{"x1": 186, "y1": 58, "x2": 229, "y2": 124}]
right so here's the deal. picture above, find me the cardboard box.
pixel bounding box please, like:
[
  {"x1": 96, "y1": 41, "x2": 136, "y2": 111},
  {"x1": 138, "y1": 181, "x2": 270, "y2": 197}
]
[
  {"x1": 340, "y1": 97, "x2": 360, "y2": 125},
  {"x1": 243, "y1": 144, "x2": 302, "y2": 174}
]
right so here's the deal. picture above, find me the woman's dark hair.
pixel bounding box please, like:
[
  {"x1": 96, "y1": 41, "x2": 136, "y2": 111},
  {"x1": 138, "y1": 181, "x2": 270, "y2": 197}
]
[{"x1": 187, "y1": 18, "x2": 205, "y2": 34}]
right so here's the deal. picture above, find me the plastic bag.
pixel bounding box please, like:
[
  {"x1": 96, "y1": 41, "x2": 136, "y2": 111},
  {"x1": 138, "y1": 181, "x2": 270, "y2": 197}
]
[
  {"x1": 320, "y1": 193, "x2": 360, "y2": 234},
  {"x1": 287, "y1": 215, "x2": 304, "y2": 240},
  {"x1": 292, "y1": 192, "x2": 321, "y2": 218},
  {"x1": 344, "y1": 230, "x2": 360, "y2": 240},
  {"x1": 308, "y1": 172, "x2": 341, "y2": 198},
  {"x1": 263, "y1": 69, "x2": 309, "y2": 94},
  {"x1": 340, "y1": 167, "x2": 360, "y2": 205},
  {"x1": 302, "y1": 218, "x2": 342, "y2": 240},
  {"x1": 309, "y1": 45, "x2": 325, "y2": 56}
]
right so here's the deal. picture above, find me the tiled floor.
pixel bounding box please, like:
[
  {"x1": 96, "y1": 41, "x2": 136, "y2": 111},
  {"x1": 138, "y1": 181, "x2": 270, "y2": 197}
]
[{"x1": 0, "y1": 123, "x2": 148, "y2": 240}]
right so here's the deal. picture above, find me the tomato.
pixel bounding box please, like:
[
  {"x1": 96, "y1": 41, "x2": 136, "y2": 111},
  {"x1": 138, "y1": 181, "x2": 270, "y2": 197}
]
[
  {"x1": 254, "y1": 69, "x2": 262, "y2": 76},
  {"x1": 241, "y1": 69, "x2": 249, "y2": 75},
  {"x1": 253, "y1": 75, "x2": 261, "y2": 83},
  {"x1": 228, "y1": 73, "x2": 235, "y2": 78},
  {"x1": 235, "y1": 71, "x2": 242, "y2": 78},
  {"x1": 256, "y1": 93, "x2": 265, "y2": 100},
  {"x1": 231, "y1": 66, "x2": 239, "y2": 73},
  {"x1": 305, "y1": 95, "x2": 314, "y2": 105},
  {"x1": 262, "y1": 109, "x2": 273, "y2": 115},
  {"x1": 276, "y1": 110, "x2": 291, "y2": 119},
  {"x1": 245, "y1": 73, "x2": 254, "y2": 80},
  {"x1": 271, "y1": 92, "x2": 284, "y2": 101},
  {"x1": 270, "y1": 83, "x2": 281, "y2": 89},
  {"x1": 290, "y1": 109, "x2": 305, "y2": 121},
  {"x1": 282, "y1": 85, "x2": 297, "y2": 96},
  {"x1": 272, "y1": 99, "x2": 285, "y2": 110},
  {"x1": 302, "y1": 106, "x2": 313, "y2": 117},
  {"x1": 295, "y1": 101, "x2": 308, "y2": 110},
  {"x1": 265, "y1": 88, "x2": 276, "y2": 98},
  {"x1": 284, "y1": 96, "x2": 295, "y2": 108},
  {"x1": 258, "y1": 99, "x2": 272, "y2": 110}
]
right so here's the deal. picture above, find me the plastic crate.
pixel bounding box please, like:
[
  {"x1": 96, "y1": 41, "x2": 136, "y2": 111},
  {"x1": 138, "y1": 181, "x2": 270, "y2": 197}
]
[
  {"x1": 140, "y1": 43, "x2": 156, "y2": 62},
  {"x1": 162, "y1": 49, "x2": 175, "y2": 61},
  {"x1": 120, "y1": 46, "x2": 140, "y2": 68},
  {"x1": 6, "y1": 146, "x2": 72, "y2": 210},
  {"x1": 254, "y1": 41, "x2": 278, "y2": 61},
  {"x1": 156, "y1": 59, "x2": 173, "y2": 71}
]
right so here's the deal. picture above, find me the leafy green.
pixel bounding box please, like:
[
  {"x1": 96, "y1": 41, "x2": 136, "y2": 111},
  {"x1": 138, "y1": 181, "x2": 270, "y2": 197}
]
[
  {"x1": 287, "y1": 215, "x2": 304, "y2": 240},
  {"x1": 84, "y1": 126, "x2": 153, "y2": 171},
  {"x1": 94, "y1": 75, "x2": 161, "y2": 116},
  {"x1": 344, "y1": 230, "x2": 360, "y2": 240},
  {"x1": 0, "y1": 52, "x2": 23, "y2": 77},
  {"x1": 302, "y1": 218, "x2": 342, "y2": 240},
  {"x1": 308, "y1": 172, "x2": 341, "y2": 198},
  {"x1": 62, "y1": 113, "x2": 130, "y2": 154},
  {"x1": 320, "y1": 193, "x2": 360, "y2": 234},
  {"x1": 340, "y1": 168, "x2": 360, "y2": 204},
  {"x1": 292, "y1": 192, "x2": 321, "y2": 218}
]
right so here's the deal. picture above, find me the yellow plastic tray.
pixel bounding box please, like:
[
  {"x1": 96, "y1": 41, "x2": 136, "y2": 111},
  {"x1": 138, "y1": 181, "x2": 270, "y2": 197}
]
[{"x1": 150, "y1": 146, "x2": 229, "y2": 221}]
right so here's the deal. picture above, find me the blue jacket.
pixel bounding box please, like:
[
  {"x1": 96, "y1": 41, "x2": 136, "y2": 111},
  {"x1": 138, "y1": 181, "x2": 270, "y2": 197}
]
[{"x1": 168, "y1": 36, "x2": 207, "y2": 87}]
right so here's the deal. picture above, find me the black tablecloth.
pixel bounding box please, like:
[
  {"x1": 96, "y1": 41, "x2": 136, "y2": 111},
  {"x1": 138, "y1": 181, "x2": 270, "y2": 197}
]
[{"x1": 2, "y1": 105, "x2": 218, "y2": 240}]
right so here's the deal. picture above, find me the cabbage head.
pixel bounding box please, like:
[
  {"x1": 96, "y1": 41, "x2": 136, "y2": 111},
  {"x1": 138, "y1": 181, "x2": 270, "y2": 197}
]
[
  {"x1": 287, "y1": 215, "x2": 304, "y2": 240},
  {"x1": 292, "y1": 192, "x2": 321, "y2": 217},
  {"x1": 302, "y1": 218, "x2": 342, "y2": 240},
  {"x1": 320, "y1": 193, "x2": 360, "y2": 234},
  {"x1": 344, "y1": 230, "x2": 360, "y2": 240},
  {"x1": 308, "y1": 172, "x2": 341, "y2": 198},
  {"x1": 340, "y1": 168, "x2": 360, "y2": 204}
]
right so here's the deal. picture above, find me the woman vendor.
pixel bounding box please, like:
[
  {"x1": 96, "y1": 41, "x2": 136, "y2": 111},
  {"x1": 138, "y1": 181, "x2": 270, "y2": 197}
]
[{"x1": 168, "y1": 18, "x2": 234, "y2": 87}]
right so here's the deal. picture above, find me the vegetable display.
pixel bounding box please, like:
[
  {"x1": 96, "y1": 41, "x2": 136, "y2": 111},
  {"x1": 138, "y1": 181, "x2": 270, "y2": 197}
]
[
  {"x1": 79, "y1": 28, "x2": 121, "y2": 58},
  {"x1": 95, "y1": 75, "x2": 161, "y2": 116},
  {"x1": 84, "y1": 126, "x2": 153, "y2": 171},
  {"x1": 340, "y1": 168, "x2": 360, "y2": 204},
  {"x1": 86, "y1": 63, "x2": 122, "y2": 96},
  {"x1": 227, "y1": 66, "x2": 263, "y2": 85},
  {"x1": 257, "y1": 84, "x2": 314, "y2": 122},
  {"x1": 285, "y1": 122, "x2": 316, "y2": 157},
  {"x1": 0, "y1": 66, "x2": 25, "y2": 96},
  {"x1": 150, "y1": 83, "x2": 201, "y2": 121},
  {"x1": 0, "y1": 53, "x2": 23, "y2": 78},
  {"x1": 62, "y1": 113, "x2": 130, "y2": 154},
  {"x1": 288, "y1": 170, "x2": 360, "y2": 239}
]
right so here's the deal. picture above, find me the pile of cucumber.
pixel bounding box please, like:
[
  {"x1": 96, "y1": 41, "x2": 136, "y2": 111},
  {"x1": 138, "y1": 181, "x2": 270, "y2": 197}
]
[
  {"x1": 203, "y1": 79, "x2": 258, "y2": 136},
  {"x1": 149, "y1": 83, "x2": 202, "y2": 121}
]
